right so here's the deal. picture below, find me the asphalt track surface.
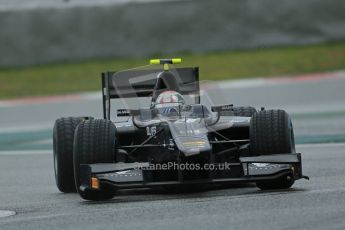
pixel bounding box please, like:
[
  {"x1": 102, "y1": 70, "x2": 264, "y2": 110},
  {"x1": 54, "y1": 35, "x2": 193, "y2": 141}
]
[{"x1": 0, "y1": 73, "x2": 345, "y2": 229}]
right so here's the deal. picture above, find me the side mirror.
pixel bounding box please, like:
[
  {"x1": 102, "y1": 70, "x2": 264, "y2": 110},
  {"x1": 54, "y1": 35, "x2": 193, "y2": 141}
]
[
  {"x1": 211, "y1": 104, "x2": 233, "y2": 112},
  {"x1": 117, "y1": 109, "x2": 131, "y2": 117}
]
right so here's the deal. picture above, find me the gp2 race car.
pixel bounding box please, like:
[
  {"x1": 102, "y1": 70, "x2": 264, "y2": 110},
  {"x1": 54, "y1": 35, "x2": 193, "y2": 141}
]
[{"x1": 53, "y1": 58, "x2": 308, "y2": 200}]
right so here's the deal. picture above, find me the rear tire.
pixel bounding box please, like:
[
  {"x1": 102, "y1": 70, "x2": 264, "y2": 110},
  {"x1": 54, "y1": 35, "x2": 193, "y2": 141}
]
[
  {"x1": 249, "y1": 110, "x2": 295, "y2": 190},
  {"x1": 73, "y1": 119, "x2": 116, "y2": 201},
  {"x1": 53, "y1": 117, "x2": 92, "y2": 193}
]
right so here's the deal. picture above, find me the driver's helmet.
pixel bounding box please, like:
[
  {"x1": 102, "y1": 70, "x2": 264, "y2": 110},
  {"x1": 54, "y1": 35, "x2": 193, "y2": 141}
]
[{"x1": 154, "y1": 90, "x2": 185, "y2": 116}]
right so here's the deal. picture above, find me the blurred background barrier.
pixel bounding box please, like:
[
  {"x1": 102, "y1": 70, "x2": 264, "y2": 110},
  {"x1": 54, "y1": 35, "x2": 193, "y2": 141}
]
[{"x1": 0, "y1": 0, "x2": 345, "y2": 67}]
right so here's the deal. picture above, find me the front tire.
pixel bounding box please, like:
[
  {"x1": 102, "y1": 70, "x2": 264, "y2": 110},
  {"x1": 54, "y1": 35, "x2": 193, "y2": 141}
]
[
  {"x1": 73, "y1": 119, "x2": 116, "y2": 201},
  {"x1": 53, "y1": 117, "x2": 90, "y2": 193},
  {"x1": 249, "y1": 110, "x2": 295, "y2": 190}
]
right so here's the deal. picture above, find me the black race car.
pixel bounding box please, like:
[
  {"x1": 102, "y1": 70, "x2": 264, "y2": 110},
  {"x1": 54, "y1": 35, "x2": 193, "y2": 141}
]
[{"x1": 53, "y1": 58, "x2": 308, "y2": 200}]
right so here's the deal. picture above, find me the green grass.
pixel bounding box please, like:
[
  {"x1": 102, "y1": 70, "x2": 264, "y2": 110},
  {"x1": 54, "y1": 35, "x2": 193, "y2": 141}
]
[{"x1": 1, "y1": 42, "x2": 345, "y2": 99}]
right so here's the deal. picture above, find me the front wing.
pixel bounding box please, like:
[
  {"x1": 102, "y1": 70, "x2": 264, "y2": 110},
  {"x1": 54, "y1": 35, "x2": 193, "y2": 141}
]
[{"x1": 79, "y1": 153, "x2": 308, "y2": 192}]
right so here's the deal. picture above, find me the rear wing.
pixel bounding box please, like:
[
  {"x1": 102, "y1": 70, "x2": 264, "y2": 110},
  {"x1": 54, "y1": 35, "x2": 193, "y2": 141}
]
[{"x1": 101, "y1": 67, "x2": 199, "y2": 119}]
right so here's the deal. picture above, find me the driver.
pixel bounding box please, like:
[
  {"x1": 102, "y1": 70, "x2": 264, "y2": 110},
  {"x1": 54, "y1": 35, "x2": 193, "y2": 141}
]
[{"x1": 154, "y1": 90, "x2": 185, "y2": 117}]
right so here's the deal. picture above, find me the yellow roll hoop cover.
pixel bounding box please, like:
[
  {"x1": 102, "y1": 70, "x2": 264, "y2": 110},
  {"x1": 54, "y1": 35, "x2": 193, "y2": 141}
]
[{"x1": 150, "y1": 58, "x2": 182, "y2": 65}]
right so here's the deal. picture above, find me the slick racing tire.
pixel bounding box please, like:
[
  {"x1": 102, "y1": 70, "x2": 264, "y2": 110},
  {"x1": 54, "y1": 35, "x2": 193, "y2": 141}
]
[
  {"x1": 53, "y1": 117, "x2": 93, "y2": 193},
  {"x1": 249, "y1": 109, "x2": 296, "y2": 190},
  {"x1": 73, "y1": 119, "x2": 116, "y2": 201},
  {"x1": 221, "y1": 106, "x2": 257, "y2": 117}
]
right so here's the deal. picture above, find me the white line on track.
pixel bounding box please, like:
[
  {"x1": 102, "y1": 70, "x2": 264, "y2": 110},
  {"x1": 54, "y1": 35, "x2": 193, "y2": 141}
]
[
  {"x1": 296, "y1": 142, "x2": 345, "y2": 148},
  {"x1": 0, "y1": 150, "x2": 52, "y2": 155},
  {"x1": 0, "y1": 124, "x2": 52, "y2": 133},
  {"x1": 0, "y1": 210, "x2": 16, "y2": 218}
]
